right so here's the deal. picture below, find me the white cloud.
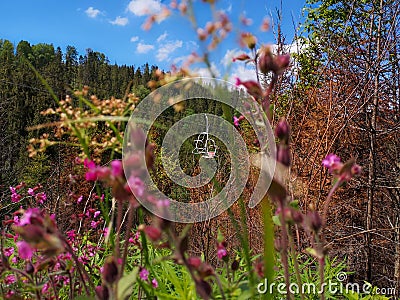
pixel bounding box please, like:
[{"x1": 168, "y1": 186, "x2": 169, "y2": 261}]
[
  {"x1": 172, "y1": 55, "x2": 187, "y2": 65},
  {"x1": 157, "y1": 32, "x2": 168, "y2": 43},
  {"x1": 185, "y1": 41, "x2": 199, "y2": 51},
  {"x1": 85, "y1": 7, "x2": 101, "y2": 18},
  {"x1": 127, "y1": 0, "x2": 162, "y2": 16},
  {"x1": 130, "y1": 36, "x2": 139, "y2": 42},
  {"x1": 156, "y1": 40, "x2": 183, "y2": 61},
  {"x1": 110, "y1": 16, "x2": 129, "y2": 26},
  {"x1": 192, "y1": 63, "x2": 221, "y2": 78},
  {"x1": 136, "y1": 42, "x2": 155, "y2": 54},
  {"x1": 228, "y1": 65, "x2": 257, "y2": 84},
  {"x1": 221, "y1": 48, "x2": 248, "y2": 67}
]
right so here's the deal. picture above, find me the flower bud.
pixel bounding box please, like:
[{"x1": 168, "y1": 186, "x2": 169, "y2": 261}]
[
  {"x1": 188, "y1": 256, "x2": 202, "y2": 269},
  {"x1": 277, "y1": 145, "x2": 291, "y2": 167},
  {"x1": 102, "y1": 257, "x2": 118, "y2": 285},
  {"x1": 274, "y1": 238, "x2": 282, "y2": 252},
  {"x1": 145, "y1": 143, "x2": 156, "y2": 169},
  {"x1": 195, "y1": 279, "x2": 212, "y2": 299},
  {"x1": 258, "y1": 46, "x2": 274, "y2": 74},
  {"x1": 306, "y1": 211, "x2": 322, "y2": 233},
  {"x1": 292, "y1": 210, "x2": 304, "y2": 224},
  {"x1": 197, "y1": 262, "x2": 214, "y2": 279},
  {"x1": 241, "y1": 33, "x2": 257, "y2": 49},
  {"x1": 95, "y1": 285, "x2": 109, "y2": 300},
  {"x1": 275, "y1": 119, "x2": 290, "y2": 144},
  {"x1": 255, "y1": 261, "x2": 264, "y2": 278},
  {"x1": 351, "y1": 164, "x2": 362, "y2": 176},
  {"x1": 235, "y1": 78, "x2": 263, "y2": 100},
  {"x1": 26, "y1": 261, "x2": 34, "y2": 274},
  {"x1": 142, "y1": 225, "x2": 162, "y2": 242},
  {"x1": 282, "y1": 207, "x2": 294, "y2": 224},
  {"x1": 197, "y1": 28, "x2": 207, "y2": 41},
  {"x1": 275, "y1": 54, "x2": 290, "y2": 71},
  {"x1": 258, "y1": 46, "x2": 290, "y2": 75},
  {"x1": 231, "y1": 260, "x2": 239, "y2": 271},
  {"x1": 232, "y1": 53, "x2": 250, "y2": 62}
]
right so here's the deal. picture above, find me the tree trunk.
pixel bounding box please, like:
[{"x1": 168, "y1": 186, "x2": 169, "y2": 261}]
[
  {"x1": 394, "y1": 218, "x2": 400, "y2": 298},
  {"x1": 366, "y1": 0, "x2": 383, "y2": 283}
]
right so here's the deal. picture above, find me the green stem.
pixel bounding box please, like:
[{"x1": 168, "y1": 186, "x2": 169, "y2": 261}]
[
  {"x1": 262, "y1": 196, "x2": 275, "y2": 300},
  {"x1": 121, "y1": 203, "x2": 135, "y2": 276},
  {"x1": 315, "y1": 234, "x2": 326, "y2": 300},
  {"x1": 287, "y1": 227, "x2": 304, "y2": 300},
  {"x1": 279, "y1": 204, "x2": 291, "y2": 300}
]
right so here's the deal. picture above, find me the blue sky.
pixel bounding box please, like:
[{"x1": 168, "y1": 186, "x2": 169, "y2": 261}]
[{"x1": 0, "y1": 0, "x2": 306, "y2": 81}]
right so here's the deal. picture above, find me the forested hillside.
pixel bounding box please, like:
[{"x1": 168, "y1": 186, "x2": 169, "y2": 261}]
[{"x1": 0, "y1": 39, "x2": 157, "y2": 197}]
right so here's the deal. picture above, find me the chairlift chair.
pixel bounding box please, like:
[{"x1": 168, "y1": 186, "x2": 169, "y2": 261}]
[{"x1": 192, "y1": 114, "x2": 218, "y2": 159}]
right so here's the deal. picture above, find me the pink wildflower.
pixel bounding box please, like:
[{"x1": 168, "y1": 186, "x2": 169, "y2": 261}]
[
  {"x1": 128, "y1": 176, "x2": 145, "y2": 196},
  {"x1": 233, "y1": 115, "x2": 245, "y2": 127},
  {"x1": 233, "y1": 116, "x2": 240, "y2": 127},
  {"x1": 28, "y1": 188, "x2": 35, "y2": 196},
  {"x1": 217, "y1": 246, "x2": 227, "y2": 260},
  {"x1": 152, "y1": 278, "x2": 159, "y2": 288},
  {"x1": 36, "y1": 192, "x2": 47, "y2": 204},
  {"x1": 5, "y1": 290, "x2": 15, "y2": 298},
  {"x1": 139, "y1": 268, "x2": 149, "y2": 281},
  {"x1": 10, "y1": 186, "x2": 21, "y2": 203},
  {"x1": 42, "y1": 282, "x2": 50, "y2": 293},
  {"x1": 111, "y1": 160, "x2": 123, "y2": 177},
  {"x1": 67, "y1": 230, "x2": 76, "y2": 241},
  {"x1": 84, "y1": 158, "x2": 100, "y2": 181},
  {"x1": 19, "y1": 208, "x2": 40, "y2": 226},
  {"x1": 322, "y1": 153, "x2": 341, "y2": 172},
  {"x1": 129, "y1": 231, "x2": 141, "y2": 244},
  {"x1": 16, "y1": 241, "x2": 33, "y2": 260},
  {"x1": 322, "y1": 154, "x2": 361, "y2": 182},
  {"x1": 4, "y1": 247, "x2": 14, "y2": 257},
  {"x1": 5, "y1": 274, "x2": 16, "y2": 285},
  {"x1": 94, "y1": 211, "x2": 101, "y2": 218}
]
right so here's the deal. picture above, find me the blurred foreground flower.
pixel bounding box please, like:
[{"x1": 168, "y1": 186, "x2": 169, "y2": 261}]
[{"x1": 322, "y1": 153, "x2": 361, "y2": 182}]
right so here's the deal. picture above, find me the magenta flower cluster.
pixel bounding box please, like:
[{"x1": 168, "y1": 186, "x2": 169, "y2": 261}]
[{"x1": 322, "y1": 153, "x2": 361, "y2": 182}]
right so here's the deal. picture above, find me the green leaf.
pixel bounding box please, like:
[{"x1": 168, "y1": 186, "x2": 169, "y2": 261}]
[
  {"x1": 343, "y1": 290, "x2": 359, "y2": 300},
  {"x1": 289, "y1": 200, "x2": 299, "y2": 209},
  {"x1": 117, "y1": 267, "x2": 139, "y2": 300},
  {"x1": 74, "y1": 297, "x2": 95, "y2": 300},
  {"x1": 262, "y1": 196, "x2": 275, "y2": 300},
  {"x1": 272, "y1": 215, "x2": 281, "y2": 226},
  {"x1": 305, "y1": 247, "x2": 323, "y2": 259}
]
